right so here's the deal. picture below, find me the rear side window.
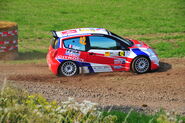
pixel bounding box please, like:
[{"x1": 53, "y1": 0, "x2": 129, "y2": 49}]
[
  {"x1": 51, "y1": 38, "x2": 60, "y2": 49},
  {"x1": 63, "y1": 37, "x2": 86, "y2": 51}
]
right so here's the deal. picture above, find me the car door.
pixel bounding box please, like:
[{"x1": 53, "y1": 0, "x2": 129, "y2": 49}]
[
  {"x1": 86, "y1": 35, "x2": 129, "y2": 72},
  {"x1": 61, "y1": 36, "x2": 88, "y2": 62}
]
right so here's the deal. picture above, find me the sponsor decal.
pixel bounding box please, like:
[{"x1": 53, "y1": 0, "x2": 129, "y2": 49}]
[
  {"x1": 105, "y1": 52, "x2": 110, "y2": 56},
  {"x1": 114, "y1": 58, "x2": 126, "y2": 64},
  {"x1": 119, "y1": 51, "x2": 125, "y2": 56},
  {"x1": 68, "y1": 45, "x2": 80, "y2": 50},
  {"x1": 69, "y1": 44, "x2": 73, "y2": 48},
  {"x1": 92, "y1": 66, "x2": 112, "y2": 72},
  {"x1": 65, "y1": 49, "x2": 80, "y2": 56},
  {"x1": 61, "y1": 30, "x2": 77, "y2": 35},
  {"x1": 79, "y1": 36, "x2": 86, "y2": 45},
  {"x1": 104, "y1": 51, "x2": 127, "y2": 57},
  {"x1": 113, "y1": 66, "x2": 123, "y2": 69},
  {"x1": 105, "y1": 52, "x2": 120, "y2": 56},
  {"x1": 125, "y1": 51, "x2": 130, "y2": 57},
  {"x1": 96, "y1": 28, "x2": 104, "y2": 31},
  {"x1": 56, "y1": 55, "x2": 84, "y2": 62},
  {"x1": 79, "y1": 28, "x2": 96, "y2": 32}
]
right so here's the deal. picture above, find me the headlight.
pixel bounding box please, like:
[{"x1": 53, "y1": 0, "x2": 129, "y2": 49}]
[{"x1": 147, "y1": 48, "x2": 157, "y2": 56}]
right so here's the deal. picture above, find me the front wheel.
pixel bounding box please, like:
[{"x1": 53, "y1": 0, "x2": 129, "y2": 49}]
[
  {"x1": 59, "y1": 61, "x2": 79, "y2": 76},
  {"x1": 131, "y1": 56, "x2": 150, "y2": 74}
]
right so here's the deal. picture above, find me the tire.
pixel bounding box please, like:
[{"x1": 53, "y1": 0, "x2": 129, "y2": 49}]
[
  {"x1": 59, "y1": 61, "x2": 79, "y2": 76},
  {"x1": 131, "y1": 56, "x2": 150, "y2": 74}
]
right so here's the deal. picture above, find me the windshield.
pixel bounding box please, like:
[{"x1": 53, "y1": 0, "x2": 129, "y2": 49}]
[{"x1": 109, "y1": 31, "x2": 133, "y2": 47}]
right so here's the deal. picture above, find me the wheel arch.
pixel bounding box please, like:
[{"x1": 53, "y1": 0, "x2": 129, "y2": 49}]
[
  {"x1": 130, "y1": 55, "x2": 151, "y2": 72},
  {"x1": 57, "y1": 60, "x2": 80, "y2": 76}
]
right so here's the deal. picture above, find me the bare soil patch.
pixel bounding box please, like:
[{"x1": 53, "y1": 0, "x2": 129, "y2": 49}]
[{"x1": 0, "y1": 58, "x2": 185, "y2": 114}]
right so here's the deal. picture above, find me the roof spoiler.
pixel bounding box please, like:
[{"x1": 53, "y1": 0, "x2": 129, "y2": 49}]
[{"x1": 51, "y1": 30, "x2": 58, "y2": 39}]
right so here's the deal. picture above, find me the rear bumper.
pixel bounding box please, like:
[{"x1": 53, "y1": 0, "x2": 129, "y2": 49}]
[{"x1": 47, "y1": 53, "x2": 60, "y2": 75}]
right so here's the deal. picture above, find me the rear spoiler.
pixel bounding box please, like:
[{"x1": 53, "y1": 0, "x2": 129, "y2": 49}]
[{"x1": 51, "y1": 30, "x2": 58, "y2": 39}]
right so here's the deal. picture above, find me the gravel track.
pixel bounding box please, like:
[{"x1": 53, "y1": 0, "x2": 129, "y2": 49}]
[{"x1": 0, "y1": 58, "x2": 185, "y2": 114}]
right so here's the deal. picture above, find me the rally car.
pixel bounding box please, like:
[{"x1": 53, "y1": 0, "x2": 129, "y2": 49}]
[{"x1": 47, "y1": 28, "x2": 159, "y2": 76}]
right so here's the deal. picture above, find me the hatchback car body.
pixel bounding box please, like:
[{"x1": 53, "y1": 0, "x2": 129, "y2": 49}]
[{"x1": 47, "y1": 28, "x2": 159, "y2": 76}]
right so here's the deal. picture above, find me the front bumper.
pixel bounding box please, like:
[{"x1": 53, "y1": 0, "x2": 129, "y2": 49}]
[{"x1": 150, "y1": 55, "x2": 160, "y2": 70}]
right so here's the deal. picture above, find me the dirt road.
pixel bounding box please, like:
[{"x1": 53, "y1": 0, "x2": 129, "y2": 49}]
[{"x1": 0, "y1": 58, "x2": 185, "y2": 114}]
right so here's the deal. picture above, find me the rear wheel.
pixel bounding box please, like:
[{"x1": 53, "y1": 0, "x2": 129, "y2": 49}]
[
  {"x1": 59, "y1": 61, "x2": 79, "y2": 76},
  {"x1": 131, "y1": 56, "x2": 150, "y2": 74}
]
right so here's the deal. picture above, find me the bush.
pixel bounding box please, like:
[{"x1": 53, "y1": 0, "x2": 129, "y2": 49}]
[{"x1": 0, "y1": 86, "x2": 117, "y2": 123}]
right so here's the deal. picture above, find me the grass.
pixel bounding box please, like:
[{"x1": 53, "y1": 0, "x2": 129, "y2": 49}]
[
  {"x1": 103, "y1": 110, "x2": 185, "y2": 123},
  {"x1": 103, "y1": 110, "x2": 154, "y2": 123},
  {"x1": 0, "y1": 0, "x2": 185, "y2": 63}
]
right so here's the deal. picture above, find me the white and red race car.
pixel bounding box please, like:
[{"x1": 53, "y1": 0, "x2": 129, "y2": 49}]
[{"x1": 47, "y1": 28, "x2": 159, "y2": 76}]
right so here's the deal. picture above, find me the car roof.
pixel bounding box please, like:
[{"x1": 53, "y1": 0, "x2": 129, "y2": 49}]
[{"x1": 55, "y1": 28, "x2": 109, "y2": 38}]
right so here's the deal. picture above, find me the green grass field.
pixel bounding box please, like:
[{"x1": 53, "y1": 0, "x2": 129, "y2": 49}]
[{"x1": 1, "y1": 0, "x2": 185, "y2": 63}]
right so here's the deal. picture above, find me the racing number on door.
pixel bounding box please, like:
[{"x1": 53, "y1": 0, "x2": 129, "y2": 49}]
[{"x1": 80, "y1": 37, "x2": 86, "y2": 45}]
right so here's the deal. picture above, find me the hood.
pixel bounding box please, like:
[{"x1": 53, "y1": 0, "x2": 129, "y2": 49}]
[{"x1": 129, "y1": 39, "x2": 150, "y2": 49}]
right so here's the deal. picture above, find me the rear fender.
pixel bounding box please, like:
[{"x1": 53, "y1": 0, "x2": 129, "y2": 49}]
[{"x1": 57, "y1": 60, "x2": 81, "y2": 75}]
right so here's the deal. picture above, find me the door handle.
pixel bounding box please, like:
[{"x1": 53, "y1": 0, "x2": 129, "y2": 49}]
[{"x1": 89, "y1": 52, "x2": 95, "y2": 55}]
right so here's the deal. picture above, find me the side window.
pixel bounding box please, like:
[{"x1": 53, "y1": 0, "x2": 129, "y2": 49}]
[
  {"x1": 51, "y1": 38, "x2": 60, "y2": 49},
  {"x1": 89, "y1": 36, "x2": 122, "y2": 50},
  {"x1": 63, "y1": 37, "x2": 86, "y2": 51}
]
